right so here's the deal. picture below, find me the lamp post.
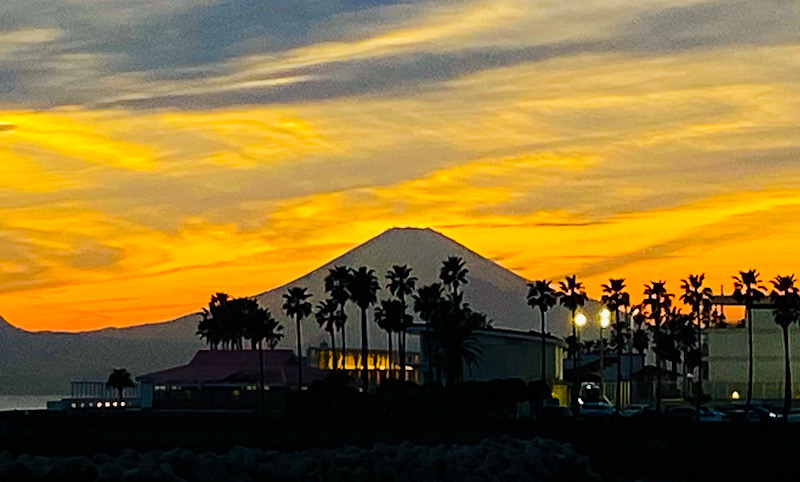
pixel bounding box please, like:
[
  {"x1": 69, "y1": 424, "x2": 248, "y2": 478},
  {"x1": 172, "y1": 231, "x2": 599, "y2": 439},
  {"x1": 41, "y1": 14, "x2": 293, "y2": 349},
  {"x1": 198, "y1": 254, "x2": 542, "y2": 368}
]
[
  {"x1": 599, "y1": 308, "x2": 611, "y2": 404},
  {"x1": 575, "y1": 312, "x2": 588, "y2": 408}
]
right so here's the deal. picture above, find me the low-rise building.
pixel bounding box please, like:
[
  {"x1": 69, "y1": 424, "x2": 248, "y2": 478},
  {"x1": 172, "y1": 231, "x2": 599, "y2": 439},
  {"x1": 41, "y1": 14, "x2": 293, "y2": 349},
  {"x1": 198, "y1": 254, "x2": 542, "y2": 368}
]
[
  {"x1": 706, "y1": 295, "x2": 800, "y2": 402},
  {"x1": 137, "y1": 349, "x2": 327, "y2": 411}
]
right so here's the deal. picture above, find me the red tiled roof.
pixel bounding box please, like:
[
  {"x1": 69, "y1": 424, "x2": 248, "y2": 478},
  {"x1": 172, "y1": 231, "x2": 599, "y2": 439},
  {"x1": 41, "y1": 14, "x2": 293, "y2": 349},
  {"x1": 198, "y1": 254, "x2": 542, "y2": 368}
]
[{"x1": 137, "y1": 349, "x2": 327, "y2": 387}]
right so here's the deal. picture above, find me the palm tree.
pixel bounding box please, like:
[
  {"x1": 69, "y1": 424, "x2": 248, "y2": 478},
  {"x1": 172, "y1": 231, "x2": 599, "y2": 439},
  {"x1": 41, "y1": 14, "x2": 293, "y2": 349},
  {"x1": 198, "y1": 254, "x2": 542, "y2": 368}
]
[
  {"x1": 439, "y1": 299, "x2": 483, "y2": 389},
  {"x1": 316, "y1": 298, "x2": 339, "y2": 374},
  {"x1": 733, "y1": 269, "x2": 765, "y2": 420},
  {"x1": 325, "y1": 266, "x2": 352, "y2": 370},
  {"x1": 440, "y1": 256, "x2": 468, "y2": 305},
  {"x1": 282, "y1": 287, "x2": 313, "y2": 389},
  {"x1": 375, "y1": 299, "x2": 410, "y2": 380},
  {"x1": 602, "y1": 278, "x2": 631, "y2": 411},
  {"x1": 680, "y1": 274, "x2": 713, "y2": 420},
  {"x1": 770, "y1": 275, "x2": 800, "y2": 418},
  {"x1": 558, "y1": 275, "x2": 588, "y2": 415},
  {"x1": 631, "y1": 314, "x2": 650, "y2": 401},
  {"x1": 348, "y1": 267, "x2": 380, "y2": 390},
  {"x1": 386, "y1": 265, "x2": 417, "y2": 380},
  {"x1": 414, "y1": 283, "x2": 446, "y2": 382},
  {"x1": 239, "y1": 301, "x2": 281, "y2": 414},
  {"x1": 526, "y1": 280, "x2": 558, "y2": 387},
  {"x1": 643, "y1": 281, "x2": 673, "y2": 416},
  {"x1": 106, "y1": 368, "x2": 135, "y2": 403}
]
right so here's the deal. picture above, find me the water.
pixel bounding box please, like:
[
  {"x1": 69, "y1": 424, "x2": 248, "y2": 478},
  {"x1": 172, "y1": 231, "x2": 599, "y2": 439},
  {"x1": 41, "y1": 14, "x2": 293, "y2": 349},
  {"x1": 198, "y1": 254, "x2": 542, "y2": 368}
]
[{"x1": 0, "y1": 395, "x2": 64, "y2": 411}]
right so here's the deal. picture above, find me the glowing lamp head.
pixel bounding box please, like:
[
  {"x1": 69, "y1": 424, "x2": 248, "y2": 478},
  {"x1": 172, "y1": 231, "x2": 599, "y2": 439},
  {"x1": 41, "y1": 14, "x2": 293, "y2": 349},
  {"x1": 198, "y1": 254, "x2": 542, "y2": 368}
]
[
  {"x1": 731, "y1": 390, "x2": 741, "y2": 400},
  {"x1": 600, "y1": 308, "x2": 611, "y2": 328},
  {"x1": 575, "y1": 313, "x2": 588, "y2": 327}
]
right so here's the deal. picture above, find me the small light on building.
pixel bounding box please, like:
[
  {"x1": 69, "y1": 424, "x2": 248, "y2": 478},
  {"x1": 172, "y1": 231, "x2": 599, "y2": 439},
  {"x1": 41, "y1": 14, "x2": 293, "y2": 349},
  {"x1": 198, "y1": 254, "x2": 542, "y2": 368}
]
[
  {"x1": 71, "y1": 403, "x2": 77, "y2": 409},
  {"x1": 112, "y1": 401, "x2": 118, "y2": 407},
  {"x1": 104, "y1": 401, "x2": 111, "y2": 408},
  {"x1": 731, "y1": 390, "x2": 741, "y2": 400},
  {"x1": 121, "y1": 401, "x2": 126, "y2": 407}
]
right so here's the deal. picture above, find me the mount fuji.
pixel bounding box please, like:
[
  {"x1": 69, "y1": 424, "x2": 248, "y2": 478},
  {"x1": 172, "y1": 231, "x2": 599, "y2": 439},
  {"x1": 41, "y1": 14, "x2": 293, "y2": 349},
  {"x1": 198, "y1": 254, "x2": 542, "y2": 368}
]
[{"x1": 0, "y1": 227, "x2": 600, "y2": 394}]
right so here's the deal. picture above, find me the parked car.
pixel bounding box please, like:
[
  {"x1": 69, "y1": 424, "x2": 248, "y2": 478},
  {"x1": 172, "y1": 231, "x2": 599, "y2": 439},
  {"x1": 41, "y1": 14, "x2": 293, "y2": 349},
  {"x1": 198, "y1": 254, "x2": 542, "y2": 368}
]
[
  {"x1": 699, "y1": 407, "x2": 728, "y2": 422},
  {"x1": 541, "y1": 405, "x2": 575, "y2": 420},
  {"x1": 664, "y1": 406, "x2": 695, "y2": 421},
  {"x1": 579, "y1": 402, "x2": 616, "y2": 420},
  {"x1": 721, "y1": 405, "x2": 781, "y2": 422},
  {"x1": 663, "y1": 406, "x2": 728, "y2": 422},
  {"x1": 620, "y1": 404, "x2": 650, "y2": 417}
]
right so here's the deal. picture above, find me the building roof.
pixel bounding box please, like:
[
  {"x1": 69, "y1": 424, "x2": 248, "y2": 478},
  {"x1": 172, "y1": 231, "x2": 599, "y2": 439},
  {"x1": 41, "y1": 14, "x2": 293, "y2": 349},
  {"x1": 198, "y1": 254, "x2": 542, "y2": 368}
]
[
  {"x1": 711, "y1": 295, "x2": 773, "y2": 308},
  {"x1": 407, "y1": 323, "x2": 562, "y2": 342},
  {"x1": 137, "y1": 349, "x2": 327, "y2": 387}
]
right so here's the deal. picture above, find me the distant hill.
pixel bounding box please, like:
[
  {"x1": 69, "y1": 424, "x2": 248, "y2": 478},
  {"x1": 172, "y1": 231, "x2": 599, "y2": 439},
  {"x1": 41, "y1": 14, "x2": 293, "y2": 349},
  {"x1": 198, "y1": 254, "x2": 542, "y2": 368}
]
[
  {"x1": 0, "y1": 314, "x2": 204, "y2": 395},
  {"x1": 0, "y1": 227, "x2": 602, "y2": 395}
]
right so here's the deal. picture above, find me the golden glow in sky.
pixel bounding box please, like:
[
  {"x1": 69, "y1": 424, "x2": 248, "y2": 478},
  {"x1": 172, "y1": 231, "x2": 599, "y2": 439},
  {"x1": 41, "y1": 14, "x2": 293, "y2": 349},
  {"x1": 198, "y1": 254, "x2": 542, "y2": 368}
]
[{"x1": 1, "y1": 0, "x2": 800, "y2": 330}]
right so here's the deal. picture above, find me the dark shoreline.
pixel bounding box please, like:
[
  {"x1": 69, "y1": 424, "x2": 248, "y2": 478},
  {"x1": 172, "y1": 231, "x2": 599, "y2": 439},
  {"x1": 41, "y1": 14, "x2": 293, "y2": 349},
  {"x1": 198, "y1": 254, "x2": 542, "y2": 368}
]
[{"x1": 1, "y1": 412, "x2": 798, "y2": 481}]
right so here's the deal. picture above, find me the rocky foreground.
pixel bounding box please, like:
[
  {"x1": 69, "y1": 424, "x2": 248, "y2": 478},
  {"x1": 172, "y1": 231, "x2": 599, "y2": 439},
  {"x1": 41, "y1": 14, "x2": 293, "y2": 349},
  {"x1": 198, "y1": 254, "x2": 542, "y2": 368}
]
[{"x1": 0, "y1": 437, "x2": 599, "y2": 482}]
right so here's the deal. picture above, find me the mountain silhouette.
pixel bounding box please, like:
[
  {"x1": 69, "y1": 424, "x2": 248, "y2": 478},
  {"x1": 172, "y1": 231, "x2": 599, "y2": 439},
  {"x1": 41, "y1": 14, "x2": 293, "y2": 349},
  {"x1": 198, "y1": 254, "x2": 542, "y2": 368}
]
[
  {"x1": 254, "y1": 227, "x2": 597, "y2": 351},
  {"x1": 0, "y1": 227, "x2": 600, "y2": 395}
]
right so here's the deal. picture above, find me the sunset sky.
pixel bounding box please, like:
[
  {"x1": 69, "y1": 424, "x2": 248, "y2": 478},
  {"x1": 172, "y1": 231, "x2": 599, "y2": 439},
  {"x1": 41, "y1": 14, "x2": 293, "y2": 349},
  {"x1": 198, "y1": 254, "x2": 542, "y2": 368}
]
[{"x1": 1, "y1": 0, "x2": 799, "y2": 331}]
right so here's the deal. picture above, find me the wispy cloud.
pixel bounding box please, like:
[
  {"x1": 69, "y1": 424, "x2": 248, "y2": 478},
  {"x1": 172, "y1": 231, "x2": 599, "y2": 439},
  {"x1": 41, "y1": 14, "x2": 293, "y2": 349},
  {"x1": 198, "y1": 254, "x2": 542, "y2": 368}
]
[{"x1": 1, "y1": 0, "x2": 800, "y2": 329}]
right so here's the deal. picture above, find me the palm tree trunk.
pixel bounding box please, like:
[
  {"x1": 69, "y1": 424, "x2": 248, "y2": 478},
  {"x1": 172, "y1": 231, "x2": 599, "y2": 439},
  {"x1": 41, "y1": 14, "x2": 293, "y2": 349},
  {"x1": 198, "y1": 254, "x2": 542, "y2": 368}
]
[
  {"x1": 296, "y1": 317, "x2": 304, "y2": 389},
  {"x1": 616, "y1": 343, "x2": 623, "y2": 412},
  {"x1": 783, "y1": 325, "x2": 791, "y2": 419},
  {"x1": 572, "y1": 307, "x2": 580, "y2": 416},
  {"x1": 400, "y1": 299, "x2": 407, "y2": 382},
  {"x1": 746, "y1": 303, "x2": 753, "y2": 421},
  {"x1": 339, "y1": 306, "x2": 347, "y2": 371},
  {"x1": 330, "y1": 329, "x2": 337, "y2": 375},
  {"x1": 655, "y1": 316, "x2": 662, "y2": 417},
  {"x1": 361, "y1": 307, "x2": 369, "y2": 391},
  {"x1": 258, "y1": 341, "x2": 265, "y2": 416},
  {"x1": 387, "y1": 329, "x2": 393, "y2": 380},
  {"x1": 695, "y1": 307, "x2": 702, "y2": 422},
  {"x1": 399, "y1": 328, "x2": 406, "y2": 381},
  {"x1": 540, "y1": 307, "x2": 547, "y2": 384}
]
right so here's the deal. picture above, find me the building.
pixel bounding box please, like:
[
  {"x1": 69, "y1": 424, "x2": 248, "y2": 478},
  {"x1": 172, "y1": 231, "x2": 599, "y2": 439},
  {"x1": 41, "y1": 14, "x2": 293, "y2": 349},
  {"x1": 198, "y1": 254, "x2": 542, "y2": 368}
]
[
  {"x1": 705, "y1": 295, "x2": 800, "y2": 402},
  {"x1": 47, "y1": 381, "x2": 140, "y2": 411},
  {"x1": 305, "y1": 346, "x2": 423, "y2": 384},
  {"x1": 408, "y1": 325, "x2": 566, "y2": 397},
  {"x1": 137, "y1": 349, "x2": 327, "y2": 411}
]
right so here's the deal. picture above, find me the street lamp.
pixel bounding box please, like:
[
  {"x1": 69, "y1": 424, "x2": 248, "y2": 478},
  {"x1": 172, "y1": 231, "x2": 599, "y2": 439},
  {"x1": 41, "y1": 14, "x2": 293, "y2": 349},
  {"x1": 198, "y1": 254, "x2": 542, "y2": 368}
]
[
  {"x1": 599, "y1": 308, "x2": 611, "y2": 403},
  {"x1": 574, "y1": 313, "x2": 587, "y2": 405}
]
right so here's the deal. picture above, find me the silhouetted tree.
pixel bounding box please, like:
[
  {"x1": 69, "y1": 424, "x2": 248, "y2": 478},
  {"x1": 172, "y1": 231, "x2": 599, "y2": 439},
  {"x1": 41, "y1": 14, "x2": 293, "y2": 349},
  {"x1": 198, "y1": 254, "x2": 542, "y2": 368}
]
[
  {"x1": 316, "y1": 298, "x2": 339, "y2": 374},
  {"x1": 680, "y1": 273, "x2": 713, "y2": 420},
  {"x1": 325, "y1": 266, "x2": 352, "y2": 370},
  {"x1": 643, "y1": 281, "x2": 673, "y2": 416},
  {"x1": 386, "y1": 265, "x2": 417, "y2": 380},
  {"x1": 440, "y1": 256, "x2": 468, "y2": 306},
  {"x1": 106, "y1": 368, "x2": 135, "y2": 402},
  {"x1": 733, "y1": 269, "x2": 765, "y2": 421},
  {"x1": 770, "y1": 274, "x2": 800, "y2": 418},
  {"x1": 439, "y1": 300, "x2": 484, "y2": 389},
  {"x1": 527, "y1": 280, "x2": 558, "y2": 387},
  {"x1": 602, "y1": 278, "x2": 630, "y2": 411},
  {"x1": 349, "y1": 267, "x2": 380, "y2": 390},
  {"x1": 414, "y1": 283, "x2": 446, "y2": 382},
  {"x1": 198, "y1": 292, "x2": 240, "y2": 350},
  {"x1": 283, "y1": 287, "x2": 313, "y2": 389},
  {"x1": 558, "y1": 275, "x2": 588, "y2": 415},
  {"x1": 375, "y1": 298, "x2": 412, "y2": 380}
]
